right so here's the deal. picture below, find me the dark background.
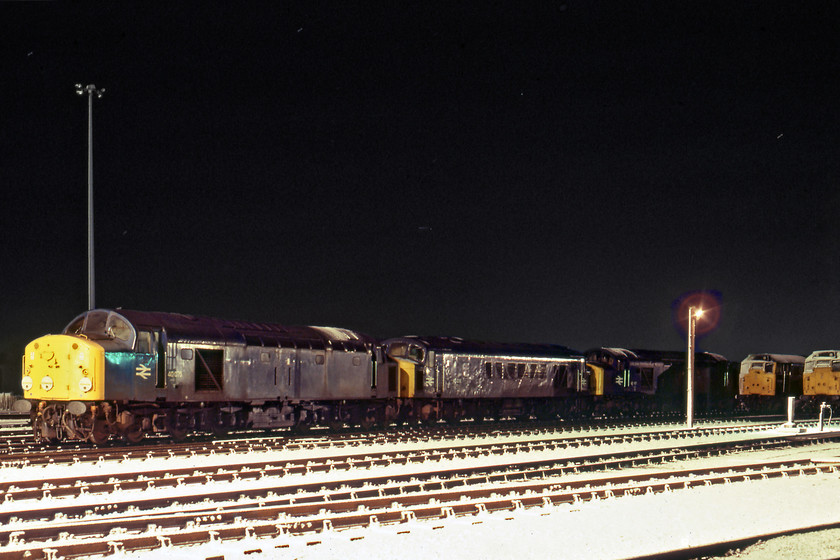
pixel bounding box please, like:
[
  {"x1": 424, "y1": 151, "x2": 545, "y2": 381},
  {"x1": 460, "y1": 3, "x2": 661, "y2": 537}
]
[{"x1": 2, "y1": 2, "x2": 839, "y2": 392}]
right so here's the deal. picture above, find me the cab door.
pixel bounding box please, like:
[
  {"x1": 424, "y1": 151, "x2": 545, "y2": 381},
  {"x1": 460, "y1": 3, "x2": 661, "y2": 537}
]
[{"x1": 131, "y1": 329, "x2": 158, "y2": 401}]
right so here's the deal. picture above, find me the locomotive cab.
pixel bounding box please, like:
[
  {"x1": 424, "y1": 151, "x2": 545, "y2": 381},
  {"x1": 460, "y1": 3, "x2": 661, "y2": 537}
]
[
  {"x1": 383, "y1": 339, "x2": 427, "y2": 399},
  {"x1": 803, "y1": 350, "x2": 840, "y2": 396},
  {"x1": 15, "y1": 309, "x2": 162, "y2": 443},
  {"x1": 738, "y1": 354, "x2": 804, "y2": 397}
]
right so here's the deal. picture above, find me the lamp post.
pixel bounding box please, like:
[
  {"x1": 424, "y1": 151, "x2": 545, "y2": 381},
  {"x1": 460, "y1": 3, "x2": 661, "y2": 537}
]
[
  {"x1": 75, "y1": 83, "x2": 105, "y2": 310},
  {"x1": 686, "y1": 306, "x2": 703, "y2": 429}
]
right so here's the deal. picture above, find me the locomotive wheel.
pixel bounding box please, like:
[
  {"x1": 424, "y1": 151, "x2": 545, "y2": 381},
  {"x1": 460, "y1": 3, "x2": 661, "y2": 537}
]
[
  {"x1": 167, "y1": 412, "x2": 190, "y2": 441},
  {"x1": 210, "y1": 412, "x2": 233, "y2": 436},
  {"x1": 33, "y1": 417, "x2": 58, "y2": 444},
  {"x1": 420, "y1": 403, "x2": 438, "y2": 426},
  {"x1": 89, "y1": 418, "x2": 110, "y2": 445},
  {"x1": 441, "y1": 403, "x2": 460, "y2": 424},
  {"x1": 122, "y1": 420, "x2": 145, "y2": 444},
  {"x1": 35, "y1": 407, "x2": 60, "y2": 443}
]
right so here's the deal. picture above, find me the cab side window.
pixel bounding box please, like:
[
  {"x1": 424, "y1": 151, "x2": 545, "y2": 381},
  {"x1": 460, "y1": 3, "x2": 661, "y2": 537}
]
[{"x1": 136, "y1": 331, "x2": 153, "y2": 354}]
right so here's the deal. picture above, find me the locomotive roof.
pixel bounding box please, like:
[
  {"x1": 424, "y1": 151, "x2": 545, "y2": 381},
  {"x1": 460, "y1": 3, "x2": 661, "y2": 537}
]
[
  {"x1": 72, "y1": 309, "x2": 376, "y2": 351},
  {"x1": 386, "y1": 335, "x2": 582, "y2": 359},
  {"x1": 587, "y1": 347, "x2": 729, "y2": 364},
  {"x1": 741, "y1": 353, "x2": 805, "y2": 364}
]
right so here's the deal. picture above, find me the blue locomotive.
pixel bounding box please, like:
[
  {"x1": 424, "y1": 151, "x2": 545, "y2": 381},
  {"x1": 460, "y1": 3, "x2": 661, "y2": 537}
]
[{"x1": 584, "y1": 347, "x2": 737, "y2": 415}]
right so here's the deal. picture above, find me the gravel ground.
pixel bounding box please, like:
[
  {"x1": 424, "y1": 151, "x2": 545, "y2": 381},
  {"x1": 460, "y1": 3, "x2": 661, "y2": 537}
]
[{"x1": 709, "y1": 528, "x2": 840, "y2": 560}]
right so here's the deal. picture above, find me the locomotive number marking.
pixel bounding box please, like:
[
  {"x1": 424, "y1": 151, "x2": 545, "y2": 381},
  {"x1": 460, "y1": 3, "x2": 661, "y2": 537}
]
[{"x1": 135, "y1": 364, "x2": 152, "y2": 380}]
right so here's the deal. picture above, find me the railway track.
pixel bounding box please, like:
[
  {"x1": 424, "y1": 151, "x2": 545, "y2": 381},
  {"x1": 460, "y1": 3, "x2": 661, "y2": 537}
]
[
  {"x1": 0, "y1": 416, "x2": 797, "y2": 466},
  {"x1": 0, "y1": 411, "x2": 792, "y2": 454},
  {"x1": 0, "y1": 427, "x2": 802, "y2": 505},
  {"x1": 1, "y1": 423, "x2": 837, "y2": 559}
]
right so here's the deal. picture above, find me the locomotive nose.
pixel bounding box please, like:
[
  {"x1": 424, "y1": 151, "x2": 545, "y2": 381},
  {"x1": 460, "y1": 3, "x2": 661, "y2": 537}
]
[{"x1": 21, "y1": 335, "x2": 105, "y2": 401}]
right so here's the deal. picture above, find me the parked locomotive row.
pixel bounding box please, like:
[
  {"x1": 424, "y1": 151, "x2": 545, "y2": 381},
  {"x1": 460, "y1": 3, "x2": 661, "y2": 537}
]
[{"x1": 12, "y1": 308, "x2": 839, "y2": 444}]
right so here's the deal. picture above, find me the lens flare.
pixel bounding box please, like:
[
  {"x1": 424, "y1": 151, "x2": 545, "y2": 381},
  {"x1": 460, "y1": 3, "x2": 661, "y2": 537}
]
[{"x1": 672, "y1": 290, "x2": 722, "y2": 337}]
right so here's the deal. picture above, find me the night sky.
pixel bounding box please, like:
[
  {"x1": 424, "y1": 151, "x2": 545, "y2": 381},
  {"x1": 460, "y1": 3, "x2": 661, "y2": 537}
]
[{"x1": 3, "y1": 2, "x2": 840, "y2": 387}]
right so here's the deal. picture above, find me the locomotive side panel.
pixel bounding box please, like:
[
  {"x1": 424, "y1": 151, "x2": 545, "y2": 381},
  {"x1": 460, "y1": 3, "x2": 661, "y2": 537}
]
[
  {"x1": 103, "y1": 351, "x2": 156, "y2": 401},
  {"x1": 439, "y1": 354, "x2": 566, "y2": 399},
  {"x1": 296, "y1": 348, "x2": 327, "y2": 400},
  {"x1": 325, "y1": 350, "x2": 374, "y2": 400},
  {"x1": 167, "y1": 343, "x2": 196, "y2": 400},
  {"x1": 224, "y1": 344, "x2": 276, "y2": 401}
]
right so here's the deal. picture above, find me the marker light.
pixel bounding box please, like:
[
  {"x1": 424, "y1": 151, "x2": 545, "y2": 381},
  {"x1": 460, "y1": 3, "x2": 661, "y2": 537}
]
[
  {"x1": 41, "y1": 376, "x2": 54, "y2": 392},
  {"x1": 79, "y1": 378, "x2": 92, "y2": 393},
  {"x1": 21, "y1": 376, "x2": 33, "y2": 391}
]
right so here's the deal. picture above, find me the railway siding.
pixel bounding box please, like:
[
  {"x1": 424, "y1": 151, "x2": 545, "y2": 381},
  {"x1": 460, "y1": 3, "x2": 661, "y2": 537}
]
[{"x1": 1, "y1": 424, "x2": 839, "y2": 558}]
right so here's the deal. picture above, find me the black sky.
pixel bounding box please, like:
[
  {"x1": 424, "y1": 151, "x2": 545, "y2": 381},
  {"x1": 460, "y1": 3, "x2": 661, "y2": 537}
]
[{"x1": 2, "y1": 2, "x2": 840, "y2": 384}]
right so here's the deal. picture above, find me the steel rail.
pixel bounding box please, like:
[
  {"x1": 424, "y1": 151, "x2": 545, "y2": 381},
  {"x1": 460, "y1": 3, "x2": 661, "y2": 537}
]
[{"x1": 0, "y1": 420, "x2": 789, "y2": 468}]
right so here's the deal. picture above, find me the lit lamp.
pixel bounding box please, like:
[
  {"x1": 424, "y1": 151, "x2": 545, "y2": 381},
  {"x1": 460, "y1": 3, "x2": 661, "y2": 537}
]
[{"x1": 686, "y1": 306, "x2": 704, "y2": 428}]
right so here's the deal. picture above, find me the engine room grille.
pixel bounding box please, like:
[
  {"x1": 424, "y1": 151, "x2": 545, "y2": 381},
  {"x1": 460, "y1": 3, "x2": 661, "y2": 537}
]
[{"x1": 196, "y1": 348, "x2": 224, "y2": 391}]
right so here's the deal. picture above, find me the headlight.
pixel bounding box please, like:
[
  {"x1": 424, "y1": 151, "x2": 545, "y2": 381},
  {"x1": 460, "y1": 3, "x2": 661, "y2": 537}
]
[
  {"x1": 79, "y1": 378, "x2": 92, "y2": 393},
  {"x1": 40, "y1": 376, "x2": 54, "y2": 392},
  {"x1": 21, "y1": 376, "x2": 33, "y2": 391}
]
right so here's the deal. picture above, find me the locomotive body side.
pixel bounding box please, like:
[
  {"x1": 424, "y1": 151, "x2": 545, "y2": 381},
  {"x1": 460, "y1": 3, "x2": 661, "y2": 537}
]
[
  {"x1": 383, "y1": 336, "x2": 587, "y2": 422},
  {"x1": 16, "y1": 309, "x2": 386, "y2": 443},
  {"x1": 584, "y1": 348, "x2": 737, "y2": 415},
  {"x1": 585, "y1": 348, "x2": 675, "y2": 415}
]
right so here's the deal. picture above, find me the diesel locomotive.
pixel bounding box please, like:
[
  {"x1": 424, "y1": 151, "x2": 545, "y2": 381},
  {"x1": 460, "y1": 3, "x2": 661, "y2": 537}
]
[
  {"x1": 14, "y1": 309, "x2": 587, "y2": 443},
  {"x1": 737, "y1": 353, "x2": 805, "y2": 412},
  {"x1": 584, "y1": 347, "x2": 737, "y2": 415},
  {"x1": 382, "y1": 335, "x2": 588, "y2": 423},
  {"x1": 803, "y1": 350, "x2": 840, "y2": 406}
]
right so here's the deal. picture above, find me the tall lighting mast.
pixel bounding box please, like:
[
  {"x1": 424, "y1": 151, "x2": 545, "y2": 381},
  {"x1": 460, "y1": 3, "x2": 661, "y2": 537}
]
[{"x1": 75, "y1": 83, "x2": 105, "y2": 310}]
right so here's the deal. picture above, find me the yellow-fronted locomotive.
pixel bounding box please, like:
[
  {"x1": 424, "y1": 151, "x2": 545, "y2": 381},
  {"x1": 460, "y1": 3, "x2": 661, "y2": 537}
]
[
  {"x1": 803, "y1": 350, "x2": 840, "y2": 400},
  {"x1": 736, "y1": 353, "x2": 804, "y2": 413},
  {"x1": 16, "y1": 309, "x2": 385, "y2": 443}
]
